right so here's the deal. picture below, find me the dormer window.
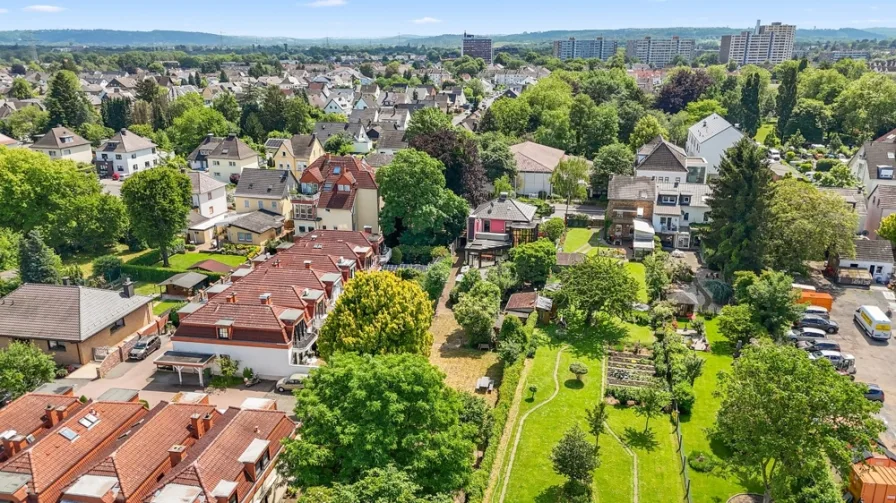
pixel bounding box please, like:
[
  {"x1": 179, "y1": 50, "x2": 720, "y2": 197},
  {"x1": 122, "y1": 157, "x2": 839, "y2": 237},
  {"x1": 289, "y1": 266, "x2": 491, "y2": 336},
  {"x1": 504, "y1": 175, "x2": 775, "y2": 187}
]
[
  {"x1": 879, "y1": 166, "x2": 894, "y2": 180},
  {"x1": 660, "y1": 195, "x2": 677, "y2": 205},
  {"x1": 338, "y1": 184, "x2": 350, "y2": 192},
  {"x1": 681, "y1": 196, "x2": 691, "y2": 205},
  {"x1": 333, "y1": 166, "x2": 341, "y2": 174},
  {"x1": 215, "y1": 319, "x2": 234, "y2": 339},
  {"x1": 61, "y1": 135, "x2": 73, "y2": 144}
]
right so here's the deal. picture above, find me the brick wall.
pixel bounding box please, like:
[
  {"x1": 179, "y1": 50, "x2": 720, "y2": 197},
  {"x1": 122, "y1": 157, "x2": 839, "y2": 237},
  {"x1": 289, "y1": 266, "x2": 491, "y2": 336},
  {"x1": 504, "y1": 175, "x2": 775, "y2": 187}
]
[{"x1": 95, "y1": 314, "x2": 169, "y2": 379}]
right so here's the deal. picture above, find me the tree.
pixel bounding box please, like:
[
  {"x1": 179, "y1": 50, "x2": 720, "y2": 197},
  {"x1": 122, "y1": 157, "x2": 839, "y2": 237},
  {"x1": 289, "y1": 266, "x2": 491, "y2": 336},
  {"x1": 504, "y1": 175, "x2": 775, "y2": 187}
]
[
  {"x1": 77, "y1": 123, "x2": 114, "y2": 147},
  {"x1": 685, "y1": 99, "x2": 727, "y2": 124},
  {"x1": 18, "y1": 230, "x2": 60, "y2": 284},
  {"x1": 324, "y1": 134, "x2": 354, "y2": 155},
  {"x1": 541, "y1": 218, "x2": 566, "y2": 242},
  {"x1": 833, "y1": 73, "x2": 896, "y2": 142},
  {"x1": 318, "y1": 271, "x2": 433, "y2": 360},
  {"x1": 280, "y1": 353, "x2": 473, "y2": 494},
  {"x1": 766, "y1": 178, "x2": 857, "y2": 274},
  {"x1": 717, "y1": 304, "x2": 765, "y2": 344},
  {"x1": 643, "y1": 251, "x2": 670, "y2": 303},
  {"x1": 120, "y1": 167, "x2": 192, "y2": 267},
  {"x1": 634, "y1": 386, "x2": 671, "y2": 433},
  {"x1": 655, "y1": 69, "x2": 713, "y2": 114},
  {"x1": 740, "y1": 73, "x2": 761, "y2": 136},
  {"x1": 879, "y1": 213, "x2": 896, "y2": 246},
  {"x1": 783, "y1": 99, "x2": 831, "y2": 144},
  {"x1": 101, "y1": 97, "x2": 131, "y2": 131},
  {"x1": 733, "y1": 270, "x2": 805, "y2": 340},
  {"x1": 45, "y1": 70, "x2": 95, "y2": 129},
  {"x1": 776, "y1": 61, "x2": 800, "y2": 139},
  {"x1": 714, "y1": 344, "x2": 883, "y2": 503},
  {"x1": 486, "y1": 261, "x2": 519, "y2": 295},
  {"x1": 498, "y1": 315, "x2": 528, "y2": 345},
  {"x1": 568, "y1": 94, "x2": 618, "y2": 157},
  {"x1": 167, "y1": 107, "x2": 232, "y2": 154},
  {"x1": 454, "y1": 281, "x2": 501, "y2": 345},
  {"x1": 377, "y1": 150, "x2": 469, "y2": 247},
  {"x1": 591, "y1": 142, "x2": 636, "y2": 195},
  {"x1": 0, "y1": 228, "x2": 19, "y2": 272},
  {"x1": 212, "y1": 93, "x2": 241, "y2": 123},
  {"x1": 510, "y1": 239, "x2": 556, "y2": 286},
  {"x1": 135, "y1": 78, "x2": 160, "y2": 103},
  {"x1": 551, "y1": 425, "x2": 598, "y2": 488},
  {"x1": 558, "y1": 255, "x2": 639, "y2": 322},
  {"x1": 797, "y1": 68, "x2": 848, "y2": 105},
  {"x1": 0, "y1": 342, "x2": 56, "y2": 398},
  {"x1": 704, "y1": 138, "x2": 773, "y2": 279},
  {"x1": 91, "y1": 255, "x2": 123, "y2": 282},
  {"x1": 569, "y1": 362, "x2": 589, "y2": 381},
  {"x1": 409, "y1": 129, "x2": 489, "y2": 206},
  {"x1": 833, "y1": 58, "x2": 868, "y2": 80},
  {"x1": 682, "y1": 353, "x2": 705, "y2": 385},
  {"x1": 629, "y1": 115, "x2": 669, "y2": 152},
  {"x1": 9, "y1": 78, "x2": 34, "y2": 99},
  {"x1": 477, "y1": 132, "x2": 516, "y2": 181},
  {"x1": 2, "y1": 105, "x2": 49, "y2": 140},
  {"x1": 168, "y1": 93, "x2": 204, "y2": 120},
  {"x1": 405, "y1": 108, "x2": 452, "y2": 142},
  {"x1": 585, "y1": 401, "x2": 609, "y2": 447},
  {"x1": 552, "y1": 157, "x2": 589, "y2": 219},
  {"x1": 482, "y1": 97, "x2": 531, "y2": 137}
]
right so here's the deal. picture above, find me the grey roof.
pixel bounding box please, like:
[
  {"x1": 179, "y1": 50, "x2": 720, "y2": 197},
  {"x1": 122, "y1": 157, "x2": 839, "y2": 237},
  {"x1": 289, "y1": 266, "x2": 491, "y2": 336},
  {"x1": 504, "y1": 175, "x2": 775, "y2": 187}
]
[
  {"x1": 187, "y1": 135, "x2": 223, "y2": 163},
  {"x1": 376, "y1": 130, "x2": 408, "y2": 150},
  {"x1": 869, "y1": 185, "x2": 896, "y2": 210},
  {"x1": 0, "y1": 284, "x2": 152, "y2": 342},
  {"x1": 234, "y1": 168, "x2": 297, "y2": 199},
  {"x1": 229, "y1": 210, "x2": 284, "y2": 234},
  {"x1": 821, "y1": 187, "x2": 867, "y2": 216},
  {"x1": 288, "y1": 134, "x2": 322, "y2": 160},
  {"x1": 31, "y1": 127, "x2": 90, "y2": 149},
  {"x1": 668, "y1": 289, "x2": 698, "y2": 306},
  {"x1": 608, "y1": 175, "x2": 655, "y2": 201},
  {"x1": 209, "y1": 134, "x2": 257, "y2": 160},
  {"x1": 349, "y1": 108, "x2": 378, "y2": 125},
  {"x1": 189, "y1": 171, "x2": 227, "y2": 194},
  {"x1": 158, "y1": 272, "x2": 208, "y2": 289},
  {"x1": 97, "y1": 388, "x2": 140, "y2": 402},
  {"x1": 97, "y1": 129, "x2": 156, "y2": 153},
  {"x1": 365, "y1": 152, "x2": 394, "y2": 168},
  {"x1": 637, "y1": 136, "x2": 687, "y2": 172},
  {"x1": 854, "y1": 239, "x2": 895, "y2": 264},
  {"x1": 313, "y1": 122, "x2": 365, "y2": 142},
  {"x1": 860, "y1": 141, "x2": 896, "y2": 180},
  {"x1": 655, "y1": 182, "x2": 713, "y2": 207},
  {"x1": 471, "y1": 196, "x2": 537, "y2": 223},
  {"x1": 688, "y1": 113, "x2": 742, "y2": 144}
]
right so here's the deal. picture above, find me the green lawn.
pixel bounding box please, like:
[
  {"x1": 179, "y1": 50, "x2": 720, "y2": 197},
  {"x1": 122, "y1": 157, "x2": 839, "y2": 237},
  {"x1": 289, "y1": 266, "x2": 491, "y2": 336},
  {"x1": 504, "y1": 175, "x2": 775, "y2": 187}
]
[
  {"x1": 153, "y1": 300, "x2": 183, "y2": 316},
  {"x1": 160, "y1": 253, "x2": 247, "y2": 270},
  {"x1": 623, "y1": 322, "x2": 655, "y2": 345},
  {"x1": 63, "y1": 245, "x2": 155, "y2": 277},
  {"x1": 134, "y1": 281, "x2": 158, "y2": 297},
  {"x1": 625, "y1": 262, "x2": 648, "y2": 303},
  {"x1": 563, "y1": 228, "x2": 595, "y2": 253},
  {"x1": 755, "y1": 122, "x2": 775, "y2": 144},
  {"x1": 679, "y1": 318, "x2": 763, "y2": 503}
]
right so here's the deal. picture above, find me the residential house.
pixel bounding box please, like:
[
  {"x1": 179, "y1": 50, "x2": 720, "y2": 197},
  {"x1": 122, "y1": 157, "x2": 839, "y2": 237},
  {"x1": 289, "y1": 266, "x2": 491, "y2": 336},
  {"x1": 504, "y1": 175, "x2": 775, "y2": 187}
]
[
  {"x1": 864, "y1": 184, "x2": 896, "y2": 239},
  {"x1": 94, "y1": 128, "x2": 159, "y2": 179},
  {"x1": 323, "y1": 96, "x2": 352, "y2": 115},
  {"x1": 685, "y1": 113, "x2": 744, "y2": 178},
  {"x1": 0, "y1": 282, "x2": 153, "y2": 366},
  {"x1": 187, "y1": 171, "x2": 229, "y2": 246},
  {"x1": 352, "y1": 94, "x2": 376, "y2": 110},
  {"x1": 376, "y1": 107, "x2": 411, "y2": 130},
  {"x1": 227, "y1": 211, "x2": 285, "y2": 246},
  {"x1": 29, "y1": 126, "x2": 93, "y2": 164},
  {"x1": 504, "y1": 291, "x2": 554, "y2": 323},
  {"x1": 636, "y1": 135, "x2": 708, "y2": 184},
  {"x1": 364, "y1": 152, "x2": 394, "y2": 169},
  {"x1": 292, "y1": 155, "x2": 381, "y2": 236},
  {"x1": 0, "y1": 99, "x2": 44, "y2": 121},
  {"x1": 168, "y1": 85, "x2": 199, "y2": 101},
  {"x1": 190, "y1": 133, "x2": 260, "y2": 184},
  {"x1": 267, "y1": 134, "x2": 325, "y2": 179},
  {"x1": 607, "y1": 175, "x2": 656, "y2": 248},
  {"x1": 652, "y1": 182, "x2": 712, "y2": 249},
  {"x1": 849, "y1": 129, "x2": 896, "y2": 197},
  {"x1": 0, "y1": 390, "x2": 83, "y2": 462},
  {"x1": 0, "y1": 132, "x2": 20, "y2": 148},
  {"x1": 375, "y1": 130, "x2": 408, "y2": 155},
  {"x1": 313, "y1": 122, "x2": 372, "y2": 154},
  {"x1": 835, "y1": 239, "x2": 895, "y2": 283},
  {"x1": 822, "y1": 187, "x2": 867, "y2": 234},
  {"x1": 234, "y1": 168, "x2": 299, "y2": 220},
  {"x1": 465, "y1": 193, "x2": 538, "y2": 267},
  {"x1": 509, "y1": 141, "x2": 566, "y2": 196}
]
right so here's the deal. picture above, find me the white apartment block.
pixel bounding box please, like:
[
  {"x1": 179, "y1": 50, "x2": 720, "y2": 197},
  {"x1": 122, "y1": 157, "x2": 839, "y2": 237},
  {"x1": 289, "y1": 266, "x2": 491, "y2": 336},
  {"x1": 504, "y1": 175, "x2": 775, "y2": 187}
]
[
  {"x1": 625, "y1": 37, "x2": 695, "y2": 68},
  {"x1": 719, "y1": 20, "x2": 796, "y2": 66},
  {"x1": 553, "y1": 38, "x2": 619, "y2": 61}
]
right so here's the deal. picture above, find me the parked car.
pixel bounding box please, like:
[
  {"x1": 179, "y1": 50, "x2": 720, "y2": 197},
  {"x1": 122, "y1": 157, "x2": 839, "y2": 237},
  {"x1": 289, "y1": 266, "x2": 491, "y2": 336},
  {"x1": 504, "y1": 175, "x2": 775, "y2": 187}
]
[
  {"x1": 0, "y1": 390, "x2": 12, "y2": 409},
  {"x1": 128, "y1": 335, "x2": 161, "y2": 360},
  {"x1": 803, "y1": 305, "x2": 830, "y2": 319},
  {"x1": 796, "y1": 339, "x2": 841, "y2": 352},
  {"x1": 854, "y1": 305, "x2": 892, "y2": 341},
  {"x1": 864, "y1": 383, "x2": 885, "y2": 402},
  {"x1": 787, "y1": 327, "x2": 829, "y2": 342},
  {"x1": 276, "y1": 373, "x2": 307, "y2": 393},
  {"x1": 808, "y1": 350, "x2": 856, "y2": 374},
  {"x1": 798, "y1": 316, "x2": 839, "y2": 334}
]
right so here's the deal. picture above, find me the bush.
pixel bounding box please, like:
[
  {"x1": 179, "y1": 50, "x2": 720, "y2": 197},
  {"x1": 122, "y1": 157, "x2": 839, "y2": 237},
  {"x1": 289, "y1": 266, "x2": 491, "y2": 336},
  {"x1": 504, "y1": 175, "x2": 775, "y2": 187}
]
[
  {"x1": 569, "y1": 362, "x2": 589, "y2": 380},
  {"x1": 389, "y1": 246, "x2": 403, "y2": 265},
  {"x1": 91, "y1": 255, "x2": 123, "y2": 281},
  {"x1": 419, "y1": 258, "x2": 451, "y2": 303},
  {"x1": 566, "y1": 213, "x2": 590, "y2": 228},
  {"x1": 217, "y1": 355, "x2": 239, "y2": 378},
  {"x1": 394, "y1": 268, "x2": 422, "y2": 281},
  {"x1": 673, "y1": 381, "x2": 695, "y2": 414},
  {"x1": 688, "y1": 450, "x2": 719, "y2": 473},
  {"x1": 184, "y1": 244, "x2": 197, "y2": 251},
  {"x1": 798, "y1": 162, "x2": 813, "y2": 173},
  {"x1": 393, "y1": 245, "x2": 440, "y2": 264},
  {"x1": 815, "y1": 158, "x2": 840, "y2": 172},
  {"x1": 541, "y1": 218, "x2": 565, "y2": 242},
  {"x1": 128, "y1": 249, "x2": 162, "y2": 266},
  {"x1": 785, "y1": 151, "x2": 796, "y2": 162},
  {"x1": 703, "y1": 279, "x2": 733, "y2": 305},
  {"x1": 121, "y1": 264, "x2": 223, "y2": 284},
  {"x1": 499, "y1": 315, "x2": 527, "y2": 345},
  {"x1": 605, "y1": 386, "x2": 639, "y2": 404},
  {"x1": 498, "y1": 341, "x2": 523, "y2": 364},
  {"x1": 430, "y1": 246, "x2": 450, "y2": 260},
  {"x1": 220, "y1": 243, "x2": 259, "y2": 257}
]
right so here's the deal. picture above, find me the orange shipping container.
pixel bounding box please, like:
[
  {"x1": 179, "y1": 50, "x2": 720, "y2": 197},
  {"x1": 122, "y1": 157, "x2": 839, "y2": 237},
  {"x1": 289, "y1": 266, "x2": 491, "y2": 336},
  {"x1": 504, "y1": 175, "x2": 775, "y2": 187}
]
[
  {"x1": 851, "y1": 463, "x2": 896, "y2": 503},
  {"x1": 799, "y1": 291, "x2": 834, "y2": 311}
]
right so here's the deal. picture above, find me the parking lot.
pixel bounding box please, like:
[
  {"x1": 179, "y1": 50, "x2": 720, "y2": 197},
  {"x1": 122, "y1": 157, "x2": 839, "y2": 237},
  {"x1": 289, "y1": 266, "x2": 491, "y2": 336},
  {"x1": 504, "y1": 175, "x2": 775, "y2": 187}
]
[{"x1": 828, "y1": 285, "x2": 896, "y2": 448}]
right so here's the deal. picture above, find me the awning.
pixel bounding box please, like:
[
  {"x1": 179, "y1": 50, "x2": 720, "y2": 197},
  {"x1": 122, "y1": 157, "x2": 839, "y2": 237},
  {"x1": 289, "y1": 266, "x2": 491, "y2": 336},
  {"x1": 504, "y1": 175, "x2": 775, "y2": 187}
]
[
  {"x1": 633, "y1": 219, "x2": 655, "y2": 234},
  {"x1": 633, "y1": 239, "x2": 654, "y2": 250},
  {"x1": 153, "y1": 351, "x2": 216, "y2": 386}
]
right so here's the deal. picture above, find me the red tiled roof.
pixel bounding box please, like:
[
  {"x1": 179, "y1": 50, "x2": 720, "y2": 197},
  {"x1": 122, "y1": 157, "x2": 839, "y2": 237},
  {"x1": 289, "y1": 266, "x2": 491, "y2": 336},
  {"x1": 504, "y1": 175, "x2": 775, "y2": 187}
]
[
  {"x1": 189, "y1": 259, "x2": 237, "y2": 274},
  {"x1": 0, "y1": 393, "x2": 81, "y2": 443},
  {"x1": 505, "y1": 291, "x2": 537, "y2": 312},
  {"x1": 300, "y1": 166, "x2": 324, "y2": 184},
  {"x1": 305, "y1": 155, "x2": 378, "y2": 211},
  {"x1": 176, "y1": 303, "x2": 289, "y2": 344}
]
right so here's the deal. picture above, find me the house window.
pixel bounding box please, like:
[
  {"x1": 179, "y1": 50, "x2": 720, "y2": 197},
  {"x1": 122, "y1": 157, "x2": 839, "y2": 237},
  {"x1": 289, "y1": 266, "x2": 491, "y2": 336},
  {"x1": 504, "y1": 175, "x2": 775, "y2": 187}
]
[
  {"x1": 683, "y1": 212, "x2": 690, "y2": 221},
  {"x1": 333, "y1": 166, "x2": 341, "y2": 174},
  {"x1": 213, "y1": 161, "x2": 220, "y2": 166},
  {"x1": 116, "y1": 154, "x2": 122, "y2": 160},
  {"x1": 49, "y1": 151, "x2": 56, "y2": 156},
  {"x1": 271, "y1": 201, "x2": 278, "y2": 209},
  {"x1": 237, "y1": 232, "x2": 253, "y2": 243},
  {"x1": 660, "y1": 195, "x2": 677, "y2": 204},
  {"x1": 229, "y1": 494, "x2": 238, "y2": 503},
  {"x1": 483, "y1": 220, "x2": 491, "y2": 232},
  {"x1": 703, "y1": 213, "x2": 710, "y2": 222},
  {"x1": 133, "y1": 164, "x2": 138, "y2": 171},
  {"x1": 217, "y1": 327, "x2": 230, "y2": 339},
  {"x1": 213, "y1": 172, "x2": 221, "y2": 178},
  {"x1": 117, "y1": 167, "x2": 124, "y2": 172},
  {"x1": 338, "y1": 184, "x2": 350, "y2": 192},
  {"x1": 297, "y1": 205, "x2": 314, "y2": 220},
  {"x1": 255, "y1": 449, "x2": 271, "y2": 475},
  {"x1": 282, "y1": 152, "x2": 286, "y2": 157},
  {"x1": 675, "y1": 177, "x2": 681, "y2": 183},
  {"x1": 243, "y1": 200, "x2": 250, "y2": 208},
  {"x1": 110, "y1": 318, "x2": 125, "y2": 333},
  {"x1": 208, "y1": 206, "x2": 213, "y2": 214},
  {"x1": 681, "y1": 196, "x2": 691, "y2": 205},
  {"x1": 207, "y1": 193, "x2": 213, "y2": 201},
  {"x1": 877, "y1": 266, "x2": 884, "y2": 274},
  {"x1": 63, "y1": 149, "x2": 71, "y2": 155},
  {"x1": 101, "y1": 154, "x2": 108, "y2": 160},
  {"x1": 145, "y1": 161, "x2": 150, "y2": 167},
  {"x1": 48, "y1": 341, "x2": 66, "y2": 352},
  {"x1": 131, "y1": 153, "x2": 137, "y2": 159},
  {"x1": 229, "y1": 161, "x2": 236, "y2": 167}
]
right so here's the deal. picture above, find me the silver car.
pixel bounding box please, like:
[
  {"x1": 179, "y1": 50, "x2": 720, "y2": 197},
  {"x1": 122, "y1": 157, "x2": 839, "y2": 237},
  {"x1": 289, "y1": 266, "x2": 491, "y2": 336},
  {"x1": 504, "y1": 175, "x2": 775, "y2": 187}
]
[{"x1": 129, "y1": 335, "x2": 161, "y2": 360}]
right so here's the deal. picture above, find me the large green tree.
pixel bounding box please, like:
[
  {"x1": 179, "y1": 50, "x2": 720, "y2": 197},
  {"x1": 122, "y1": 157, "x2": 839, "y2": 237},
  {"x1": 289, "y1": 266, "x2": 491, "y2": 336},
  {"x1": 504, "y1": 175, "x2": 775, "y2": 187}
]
[
  {"x1": 279, "y1": 353, "x2": 474, "y2": 495},
  {"x1": 212, "y1": 93, "x2": 241, "y2": 123},
  {"x1": 551, "y1": 425, "x2": 598, "y2": 495},
  {"x1": 409, "y1": 129, "x2": 489, "y2": 206},
  {"x1": 557, "y1": 254, "x2": 638, "y2": 322},
  {"x1": 775, "y1": 61, "x2": 801, "y2": 139},
  {"x1": 2, "y1": 105, "x2": 49, "y2": 140},
  {"x1": 18, "y1": 230, "x2": 61, "y2": 284},
  {"x1": 477, "y1": 132, "x2": 517, "y2": 182},
  {"x1": 45, "y1": 70, "x2": 95, "y2": 129},
  {"x1": 9, "y1": 78, "x2": 34, "y2": 99},
  {"x1": 0, "y1": 341, "x2": 57, "y2": 398},
  {"x1": 318, "y1": 271, "x2": 433, "y2": 360},
  {"x1": 405, "y1": 108, "x2": 453, "y2": 142},
  {"x1": 833, "y1": 72, "x2": 896, "y2": 142},
  {"x1": 783, "y1": 99, "x2": 831, "y2": 144},
  {"x1": 551, "y1": 157, "x2": 589, "y2": 218},
  {"x1": 704, "y1": 138, "x2": 774, "y2": 279},
  {"x1": 628, "y1": 115, "x2": 669, "y2": 152},
  {"x1": 569, "y1": 94, "x2": 618, "y2": 157},
  {"x1": 739, "y1": 72, "x2": 761, "y2": 136},
  {"x1": 733, "y1": 270, "x2": 805, "y2": 340},
  {"x1": 590, "y1": 143, "x2": 635, "y2": 196},
  {"x1": 120, "y1": 166, "x2": 192, "y2": 267},
  {"x1": 167, "y1": 106, "x2": 233, "y2": 154},
  {"x1": 643, "y1": 251, "x2": 670, "y2": 303},
  {"x1": 377, "y1": 150, "x2": 468, "y2": 247},
  {"x1": 714, "y1": 343, "x2": 883, "y2": 503},
  {"x1": 717, "y1": 304, "x2": 766, "y2": 344},
  {"x1": 454, "y1": 281, "x2": 502, "y2": 345},
  {"x1": 510, "y1": 239, "x2": 556, "y2": 286}
]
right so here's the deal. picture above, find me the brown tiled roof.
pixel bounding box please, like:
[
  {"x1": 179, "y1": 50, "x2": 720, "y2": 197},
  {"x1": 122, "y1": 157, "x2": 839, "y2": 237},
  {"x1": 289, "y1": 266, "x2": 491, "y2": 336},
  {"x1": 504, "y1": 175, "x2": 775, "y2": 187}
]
[
  {"x1": 189, "y1": 259, "x2": 237, "y2": 274},
  {"x1": 510, "y1": 141, "x2": 565, "y2": 174},
  {"x1": 31, "y1": 127, "x2": 90, "y2": 149},
  {"x1": 97, "y1": 129, "x2": 155, "y2": 153},
  {"x1": 505, "y1": 291, "x2": 537, "y2": 312},
  {"x1": 875, "y1": 128, "x2": 896, "y2": 144},
  {"x1": 608, "y1": 175, "x2": 655, "y2": 201},
  {"x1": 869, "y1": 185, "x2": 896, "y2": 210},
  {"x1": 306, "y1": 155, "x2": 377, "y2": 211},
  {"x1": 637, "y1": 136, "x2": 687, "y2": 172},
  {"x1": 209, "y1": 134, "x2": 257, "y2": 161},
  {"x1": 0, "y1": 393, "x2": 81, "y2": 448}
]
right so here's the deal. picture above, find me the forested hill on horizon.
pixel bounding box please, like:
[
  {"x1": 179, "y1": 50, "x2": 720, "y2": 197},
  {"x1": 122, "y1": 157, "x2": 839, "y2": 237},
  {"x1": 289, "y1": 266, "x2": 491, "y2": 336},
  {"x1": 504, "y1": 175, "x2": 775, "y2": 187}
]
[{"x1": 0, "y1": 26, "x2": 892, "y2": 48}]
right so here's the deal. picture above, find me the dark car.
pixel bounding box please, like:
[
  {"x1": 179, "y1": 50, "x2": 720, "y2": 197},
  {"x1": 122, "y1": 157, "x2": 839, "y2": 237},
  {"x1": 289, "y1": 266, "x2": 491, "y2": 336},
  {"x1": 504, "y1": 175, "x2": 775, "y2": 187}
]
[
  {"x1": 864, "y1": 383, "x2": 885, "y2": 402},
  {"x1": 798, "y1": 316, "x2": 839, "y2": 334},
  {"x1": 796, "y1": 339, "x2": 841, "y2": 352},
  {"x1": 129, "y1": 335, "x2": 161, "y2": 360}
]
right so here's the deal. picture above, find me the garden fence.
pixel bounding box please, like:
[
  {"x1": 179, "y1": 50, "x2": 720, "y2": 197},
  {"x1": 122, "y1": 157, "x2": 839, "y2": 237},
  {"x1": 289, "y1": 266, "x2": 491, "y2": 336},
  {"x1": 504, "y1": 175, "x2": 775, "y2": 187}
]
[{"x1": 672, "y1": 406, "x2": 694, "y2": 503}]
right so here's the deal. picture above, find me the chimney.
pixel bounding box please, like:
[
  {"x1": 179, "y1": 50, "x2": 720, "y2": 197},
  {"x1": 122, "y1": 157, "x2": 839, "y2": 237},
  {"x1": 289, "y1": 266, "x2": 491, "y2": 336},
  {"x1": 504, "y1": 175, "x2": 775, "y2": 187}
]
[
  {"x1": 363, "y1": 226, "x2": 372, "y2": 234},
  {"x1": 304, "y1": 260, "x2": 312, "y2": 269},
  {"x1": 259, "y1": 293, "x2": 272, "y2": 305},
  {"x1": 2, "y1": 435, "x2": 27, "y2": 457},
  {"x1": 227, "y1": 292, "x2": 238, "y2": 304},
  {"x1": 206, "y1": 133, "x2": 214, "y2": 142},
  {"x1": 122, "y1": 277, "x2": 135, "y2": 298},
  {"x1": 168, "y1": 444, "x2": 187, "y2": 466},
  {"x1": 201, "y1": 412, "x2": 214, "y2": 432},
  {"x1": 190, "y1": 413, "x2": 206, "y2": 439},
  {"x1": 62, "y1": 277, "x2": 71, "y2": 286}
]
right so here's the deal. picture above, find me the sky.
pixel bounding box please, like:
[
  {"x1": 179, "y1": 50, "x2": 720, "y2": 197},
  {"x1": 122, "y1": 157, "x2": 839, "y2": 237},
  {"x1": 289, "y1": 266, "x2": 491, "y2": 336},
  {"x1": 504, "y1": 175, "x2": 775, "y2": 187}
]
[{"x1": 0, "y1": 0, "x2": 892, "y2": 39}]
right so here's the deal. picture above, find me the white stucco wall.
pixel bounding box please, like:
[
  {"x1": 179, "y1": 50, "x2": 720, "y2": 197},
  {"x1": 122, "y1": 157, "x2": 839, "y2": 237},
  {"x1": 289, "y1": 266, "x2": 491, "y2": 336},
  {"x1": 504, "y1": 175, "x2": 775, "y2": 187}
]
[
  {"x1": 208, "y1": 156, "x2": 260, "y2": 184},
  {"x1": 33, "y1": 144, "x2": 93, "y2": 164},
  {"x1": 172, "y1": 340, "x2": 317, "y2": 379},
  {"x1": 687, "y1": 127, "x2": 744, "y2": 176},
  {"x1": 517, "y1": 172, "x2": 552, "y2": 197}
]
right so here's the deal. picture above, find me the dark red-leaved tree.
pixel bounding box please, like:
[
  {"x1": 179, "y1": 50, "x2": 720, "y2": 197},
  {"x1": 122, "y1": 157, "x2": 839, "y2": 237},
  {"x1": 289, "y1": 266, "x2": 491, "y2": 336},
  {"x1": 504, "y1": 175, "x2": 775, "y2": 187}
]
[
  {"x1": 409, "y1": 129, "x2": 489, "y2": 206},
  {"x1": 655, "y1": 69, "x2": 713, "y2": 114}
]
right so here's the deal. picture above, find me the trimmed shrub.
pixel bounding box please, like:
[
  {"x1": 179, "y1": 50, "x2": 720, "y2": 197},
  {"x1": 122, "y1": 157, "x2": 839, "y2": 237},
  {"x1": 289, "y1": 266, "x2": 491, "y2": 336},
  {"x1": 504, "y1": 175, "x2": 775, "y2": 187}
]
[
  {"x1": 688, "y1": 450, "x2": 719, "y2": 473},
  {"x1": 389, "y1": 246, "x2": 403, "y2": 265},
  {"x1": 566, "y1": 213, "x2": 590, "y2": 228},
  {"x1": 605, "y1": 386, "x2": 639, "y2": 403},
  {"x1": 673, "y1": 381, "x2": 695, "y2": 414}
]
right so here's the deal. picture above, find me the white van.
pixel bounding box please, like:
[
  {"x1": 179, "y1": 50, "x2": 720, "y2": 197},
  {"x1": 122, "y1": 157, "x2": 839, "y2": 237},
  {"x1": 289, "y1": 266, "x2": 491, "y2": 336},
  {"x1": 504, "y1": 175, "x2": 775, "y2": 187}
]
[{"x1": 854, "y1": 305, "x2": 893, "y2": 341}]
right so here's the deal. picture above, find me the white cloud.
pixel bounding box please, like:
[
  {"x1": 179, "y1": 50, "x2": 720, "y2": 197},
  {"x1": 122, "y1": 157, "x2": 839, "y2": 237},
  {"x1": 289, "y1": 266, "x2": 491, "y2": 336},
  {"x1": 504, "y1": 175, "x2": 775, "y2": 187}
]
[
  {"x1": 412, "y1": 16, "x2": 441, "y2": 24},
  {"x1": 23, "y1": 5, "x2": 65, "y2": 12},
  {"x1": 305, "y1": 0, "x2": 346, "y2": 7},
  {"x1": 0, "y1": 9, "x2": 8, "y2": 14}
]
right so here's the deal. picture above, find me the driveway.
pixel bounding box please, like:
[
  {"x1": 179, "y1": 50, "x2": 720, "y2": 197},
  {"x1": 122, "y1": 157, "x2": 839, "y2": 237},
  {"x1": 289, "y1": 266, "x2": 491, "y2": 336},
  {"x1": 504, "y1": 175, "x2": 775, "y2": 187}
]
[
  {"x1": 56, "y1": 334, "x2": 297, "y2": 414},
  {"x1": 827, "y1": 285, "x2": 896, "y2": 448},
  {"x1": 100, "y1": 178, "x2": 123, "y2": 197}
]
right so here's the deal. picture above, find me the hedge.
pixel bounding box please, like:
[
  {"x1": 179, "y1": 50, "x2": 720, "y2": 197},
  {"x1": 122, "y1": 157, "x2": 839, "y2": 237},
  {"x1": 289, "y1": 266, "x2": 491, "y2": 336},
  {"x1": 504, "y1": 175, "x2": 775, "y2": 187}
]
[
  {"x1": 121, "y1": 264, "x2": 224, "y2": 284},
  {"x1": 466, "y1": 357, "x2": 525, "y2": 502}
]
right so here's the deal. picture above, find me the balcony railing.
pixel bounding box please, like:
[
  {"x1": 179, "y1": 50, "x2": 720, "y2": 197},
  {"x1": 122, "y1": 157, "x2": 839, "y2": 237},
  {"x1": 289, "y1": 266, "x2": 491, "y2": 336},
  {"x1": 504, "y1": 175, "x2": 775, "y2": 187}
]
[
  {"x1": 291, "y1": 191, "x2": 320, "y2": 203},
  {"x1": 378, "y1": 246, "x2": 392, "y2": 265},
  {"x1": 660, "y1": 224, "x2": 679, "y2": 233},
  {"x1": 292, "y1": 332, "x2": 318, "y2": 351}
]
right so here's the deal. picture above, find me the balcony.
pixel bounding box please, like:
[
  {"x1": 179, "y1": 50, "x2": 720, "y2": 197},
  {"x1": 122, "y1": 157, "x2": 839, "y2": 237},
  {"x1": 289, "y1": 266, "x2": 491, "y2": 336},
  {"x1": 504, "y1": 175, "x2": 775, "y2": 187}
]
[
  {"x1": 659, "y1": 224, "x2": 679, "y2": 233},
  {"x1": 292, "y1": 331, "x2": 318, "y2": 351},
  {"x1": 291, "y1": 191, "x2": 320, "y2": 203}
]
